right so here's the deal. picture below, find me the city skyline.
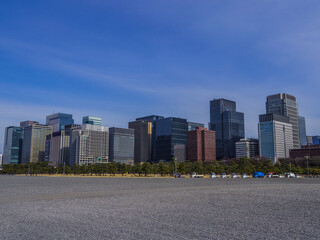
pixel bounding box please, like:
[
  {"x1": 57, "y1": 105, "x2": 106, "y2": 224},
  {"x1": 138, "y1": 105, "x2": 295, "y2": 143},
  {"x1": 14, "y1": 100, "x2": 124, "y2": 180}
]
[{"x1": 1, "y1": 1, "x2": 320, "y2": 151}]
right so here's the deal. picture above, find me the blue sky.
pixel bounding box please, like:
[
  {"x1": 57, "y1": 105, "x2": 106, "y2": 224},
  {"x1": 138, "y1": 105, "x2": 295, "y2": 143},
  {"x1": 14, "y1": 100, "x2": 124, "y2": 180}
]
[{"x1": 1, "y1": 0, "x2": 320, "y2": 151}]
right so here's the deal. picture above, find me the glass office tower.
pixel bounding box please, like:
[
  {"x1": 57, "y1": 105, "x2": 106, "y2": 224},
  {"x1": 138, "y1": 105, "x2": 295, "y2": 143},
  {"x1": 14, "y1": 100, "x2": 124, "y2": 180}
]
[
  {"x1": 82, "y1": 116, "x2": 102, "y2": 126},
  {"x1": 298, "y1": 116, "x2": 307, "y2": 146},
  {"x1": 209, "y1": 98, "x2": 245, "y2": 159},
  {"x1": 258, "y1": 114, "x2": 293, "y2": 163},
  {"x1": 136, "y1": 115, "x2": 164, "y2": 162},
  {"x1": 266, "y1": 93, "x2": 300, "y2": 149},
  {"x1": 109, "y1": 127, "x2": 134, "y2": 164},
  {"x1": 3, "y1": 126, "x2": 24, "y2": 164},
  {"x1": 154, "y1": 117, "x2": 188, "y2": 162},
  {"x1": 46, "y1": 113, "x2": 74, "y2": 133},
  {"x1": 21, "y1": 124, "x2": 53, "y2": 163}
]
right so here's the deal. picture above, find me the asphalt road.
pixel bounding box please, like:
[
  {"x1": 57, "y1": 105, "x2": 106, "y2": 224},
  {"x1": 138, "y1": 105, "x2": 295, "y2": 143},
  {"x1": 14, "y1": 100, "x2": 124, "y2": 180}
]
[{"x1": 0, "y1": 176, "x2": 319, "y2": 239}]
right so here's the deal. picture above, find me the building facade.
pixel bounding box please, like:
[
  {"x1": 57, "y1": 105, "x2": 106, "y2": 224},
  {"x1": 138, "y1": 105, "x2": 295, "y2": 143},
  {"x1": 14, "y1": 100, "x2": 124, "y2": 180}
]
[
  {"x1": 298, "y1": 116, "x2": 307, "y2": 146},
  {"x1": 187, "y1": 122, "x2": 205, "y2": 131},
  {"x1": 45, "y1": 130, "x2": 70, "y2": 167},
  {"x1": 3, "y1": 126, "x2": 23, "y2": 164},
  {"x1": 20, "y1": 121, "x2": 39, "y2": 128},
  {"x1": 154, "y1": 117, "x2": 188, "y2": 162},
  {"x1": 109, "y1": 127, "x2": 134, "y2": 164},
  {"x1": 46, "y1": 113, "x2": 74, "y2": 133},
  {"x1": 21, "y1": 124, "x2": 53, "y2": 163},
  {"x1": 209, "y1": 98, "x2": 245, "y2": 159},
  {"x1": 74, "y1": 124, "x2": 109, "y2": 165},
  {"x1": 82, "y1": 116, "x2": 102, "y2": 126},
  {"x1": 187, "y1": 127, "x2": 216, "y2": 163},
  {"x1": 258, "y1": 114, "x2": 293, "y2": 163},
  {"x1": 235, "y1": 138, "x2": 259, "y2": 159},
  {"x1": 312, "y1": 136, "x2": 320, "y2": 145},
  {"x1": 128, "y1": 120, "x2": 152, "y2": 163},
  {"x1": 289, "y1": 144, "x2": 320, "y2": 158},
  {"x1": 266, "y1": 93, "x2": 300, "y2": 149},
  {"x1": 136, "y1": 115, "x2": 164, "y2": 162},
  {"x1": 0, "y1": 153, "x2": 2, "y2": 166},
  {"x1": 174, "y1": 144, "x2": 187, "y2": 162}
]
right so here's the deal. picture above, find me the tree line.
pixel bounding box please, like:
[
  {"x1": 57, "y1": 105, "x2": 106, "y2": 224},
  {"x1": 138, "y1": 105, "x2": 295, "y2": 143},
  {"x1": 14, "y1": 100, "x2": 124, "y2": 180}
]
[{"x1": 1, "y1": 157, "x2": 320, "y2": 176}]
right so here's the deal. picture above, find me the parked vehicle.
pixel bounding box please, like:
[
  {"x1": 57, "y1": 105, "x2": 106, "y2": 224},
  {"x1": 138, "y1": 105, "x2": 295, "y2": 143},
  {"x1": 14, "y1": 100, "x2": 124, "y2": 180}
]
[
  {"x1": 210, "y1": 173, "x2": 218, "y2": 178},
  {"x1": 252, "y1": 172, "x2": 265, "y2": 178},
  {"x1": 241, "y1": 173, "x2": 250, "y2": 178},
  {"x1": 231, "y1": 173, "x2": 240, "y2": 178},
  {"x1": 295, "y1": 174, "x2": 302, "y2": 178},
  {"x1": 220, "y1": 173, "x2": 227, "y2": 178},
  {"x1": 190, "y1": 172, "x2": 204, "y2": 178},
  {"x1": 285, "y1": 172, "x2": 296, "y2": 178},
  {"x1": 175, "y1": 173, "x2": 186, "y2": 178}
]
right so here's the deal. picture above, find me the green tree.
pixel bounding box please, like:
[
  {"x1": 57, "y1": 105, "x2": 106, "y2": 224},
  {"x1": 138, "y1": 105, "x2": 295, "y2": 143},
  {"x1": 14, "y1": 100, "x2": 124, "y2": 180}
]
[{"x1": 142, "y1": 162, "x2": 152, "y2": 176}]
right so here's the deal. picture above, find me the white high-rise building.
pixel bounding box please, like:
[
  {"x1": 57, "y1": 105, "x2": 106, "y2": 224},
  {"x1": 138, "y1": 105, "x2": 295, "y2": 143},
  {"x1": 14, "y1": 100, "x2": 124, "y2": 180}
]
[
  {"x1": 73, "y1": 124, "x2": 109, "y2": 165},
  {"x1": 258, "y1": 114, "x2": 294, "y2": 163}
]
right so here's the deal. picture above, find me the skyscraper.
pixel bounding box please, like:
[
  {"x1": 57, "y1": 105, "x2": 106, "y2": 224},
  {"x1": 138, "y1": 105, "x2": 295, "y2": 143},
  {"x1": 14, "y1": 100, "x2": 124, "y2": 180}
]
[
  {"x1": 3, "y1": 126, "x2": 24, "y2": 164},
  {"x1": 128, "y1": 120, "x2": 152, "y2": 163},
  {"x1": 235, "y1": 138, "x2": 259, "y2": 159},
  {"x1": 258, "y1": 114, "x2": 293, "y2": 163},
  {"x1": 298, "y1": 116, "x2": 307, "y2": 146},
  {"x1": 266, "y1": 93, "x2": 300, "y2": 149},
  {"x1": 154, "y1": 117, "x2": 188, "y2": 162},
  {"x1": 74, "y1": 124, "x2": 109, "y2": 165},
  {"x1": 209, "y1": 98, "x2": 245, "y2": 159},
  {"x1": 82, "y1": 116, "x2": 102, "y2": 126},
  {"x1": 45, "y1": 130, "x2": 70, "y2": 167},
  {"x1": 109, "y1": 127, "x2": 134, "y2": 164},
  {"x1": 21, "y1": 124, "x2": 53, "y2": 163},
  {"x1": 46, "y1": 113, "x2": 74, "y2": 133},
  {"x1": 187, "y1": 122, "x2": 205, "y2": 131},
  {"x1": 136, "y1": 115, "x2": 164, "y2": 162},
  {"x1": 187, "y1": 127, "x2": 216, "y2": 163},
  {"x1": 20, "y1": 121, "x2": 39, "y2": 128}
]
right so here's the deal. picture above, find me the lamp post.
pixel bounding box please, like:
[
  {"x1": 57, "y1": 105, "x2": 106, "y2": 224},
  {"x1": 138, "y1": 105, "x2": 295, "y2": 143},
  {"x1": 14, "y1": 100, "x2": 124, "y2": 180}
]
[{"x1": 304, "y1": 156, "x2": 310, "y2": 177}]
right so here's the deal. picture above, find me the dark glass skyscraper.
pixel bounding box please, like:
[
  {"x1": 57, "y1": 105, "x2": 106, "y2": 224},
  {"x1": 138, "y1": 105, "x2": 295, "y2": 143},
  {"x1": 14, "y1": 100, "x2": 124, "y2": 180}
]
[
  {"x1": 3, "y1": 126, "x2": 23, "y2": 164},
  {"x1": 298, "y1": 116, "x2": 307, "y2": 146},
  {"x1": 136, "y1": 115, "x2": 164, "y2": 162},
  {"x1": 154, "y1": 117, "x2": 188, "y2": 162},
  {"x1": 209, "y1": 98, "x2": 245, "y2": 159},
  {"x1": 46, "y1": 113, "x2": 74, "y2": 133}
]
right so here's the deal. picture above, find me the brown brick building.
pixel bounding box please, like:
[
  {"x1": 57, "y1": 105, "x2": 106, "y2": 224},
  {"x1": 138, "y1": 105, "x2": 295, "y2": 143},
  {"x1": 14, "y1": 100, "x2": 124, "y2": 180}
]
[
  {"x1": 289, "y1": 144, "x2": 320, "y2": 158},
  {"x1": 187, "y1": 127, "x2": 216, "y2": 163}
]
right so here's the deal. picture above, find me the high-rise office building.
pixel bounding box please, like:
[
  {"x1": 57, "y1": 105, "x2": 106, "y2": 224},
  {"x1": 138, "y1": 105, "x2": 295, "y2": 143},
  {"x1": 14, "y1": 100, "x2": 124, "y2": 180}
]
[
  {"x1": 312, "y1": 136, "x2": 320, "y2": 145},
  {"x1": 154, "y1": 117, "x2": 188, "y2": 162},
  {"x1": 20, "y1": 121, "x2": 39, "y2": 128},
  {"x1": 187, "y1": 127, "x2": 216, "y2": 163},
  {"x1": 187, "y1": 122, "x2": 205, "y2": 131},
  {"x1": 21, "y1": 124, "x2": 53, "y2": 163},
  {"x1": 109, "y1": 127, "x2": 134, "y2": 164},
  {"x1": 45, "y1": 130, "x2": 70, "y2": 167},
  {"x1": 209, "y1": 98, "x2": 245, "y2": 159},
  {"x1": 0, "y1": 153, "x2": 2, "y2": 166},
  {"x1": 298, "y1": 116, "x2": 307, "y2": 146},
  {"x1": 235, "y1": 138, "x2": 259, "y2": 159},
  {"x1": 258, "y1": 114, "x2": 293, "y2": 163},
  {"x1": 174, "y1": 144, "x2": 187, "y2": 162},
  {"x1": 82, "y1": 116, "x2": 102, "y2": 126},
  {"x1": 128, "y1": 120, "x2": 152, "y2": 163},
  {"x1": 307, "y1": 136, "x2": 313, "y2": 145},
  {"x1": 136, "y1": 115, "x2": 164, "y2": 162},
  {"x1": 73, "y1": 124, "x2": 109, "y2": 165},
  {"x1": 46, "y1": 113, "x2": 74, "y2": 133},
  {"x1": 3, "y1": 126, "x2": 23, "y2": 164},
  {"x1": 67, "y1": 124, "x2": 82, "y2": 166},
  {"x1": 266, "y1": 93, "x2": 300, "y2": 149}
]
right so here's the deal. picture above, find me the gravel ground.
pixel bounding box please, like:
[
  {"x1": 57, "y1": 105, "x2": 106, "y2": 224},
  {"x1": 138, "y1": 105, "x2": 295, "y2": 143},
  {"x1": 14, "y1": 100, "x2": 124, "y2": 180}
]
[{"x1": 0, "y1": 176, "x2": 319, "y2": 240}]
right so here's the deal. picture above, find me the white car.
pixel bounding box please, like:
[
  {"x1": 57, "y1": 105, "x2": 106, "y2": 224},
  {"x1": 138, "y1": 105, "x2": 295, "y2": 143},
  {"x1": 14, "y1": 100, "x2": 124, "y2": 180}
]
[
  {"x1": 231, "y1": 173, "x2": 240, "y2": 178},
  {"x1": 221, "y1": 173, "x2": 227, "y2": 178},
  {"x1": 285, "y1": 172, "x2": 296, "y2": 178},
  {"x1": 242, "y1": 174, "x2": 250, "y2": 178},
  {"x1": 210, "y1": 173, "x2": 218, "y2": 178}
]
